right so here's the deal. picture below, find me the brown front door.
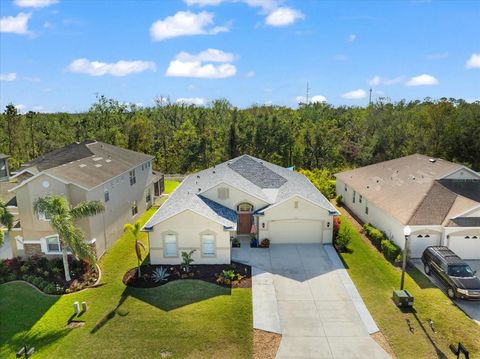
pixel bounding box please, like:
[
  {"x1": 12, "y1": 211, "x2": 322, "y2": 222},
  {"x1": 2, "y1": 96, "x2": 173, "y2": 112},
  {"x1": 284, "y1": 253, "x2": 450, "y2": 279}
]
[{"x1": 238, "y1": 213, "x2": 253, "y2": 234}]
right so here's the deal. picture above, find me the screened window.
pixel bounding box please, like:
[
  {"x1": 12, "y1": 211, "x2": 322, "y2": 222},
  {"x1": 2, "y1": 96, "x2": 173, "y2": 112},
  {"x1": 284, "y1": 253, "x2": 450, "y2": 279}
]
[
  {"x1": 365, "y1": 205, "x2": 369, "y2": 215},
  {"x1": 217, "y1": 187, "x2": 229, "y2": 200},
  {"x1": 104, "y1": 188, "x2": 110, "y2": 202},
  {"x1": 353, "y1": 191, "x2": 356, "y2": 203},
  {"x1": 131, "y1": 201, "x2": 138, "y2": 216},
  {"x1": 201, "y1": 234, "x2": 215, "y2": 256},
  {"x1": 146, "y1": 189, "x2": 151, "y2": 204},
  {"x1": 359, "y1": 195, "x2": 362, "y2": 204},
  {"x1": 129, "y1": 169, "x2": 136, "y2": 186},
  {"x1": 37, "y1": 211, "x2": 51, "y2": 221},
  {"x1": 294, "y1": 201, "x2": 299, "y2": 209},
  {"x1": 164, "y1": 234, "x2": 177, "y2": 257},
  {"x1": 46, "y1": 235, "x2": 60, "y2": 253}
]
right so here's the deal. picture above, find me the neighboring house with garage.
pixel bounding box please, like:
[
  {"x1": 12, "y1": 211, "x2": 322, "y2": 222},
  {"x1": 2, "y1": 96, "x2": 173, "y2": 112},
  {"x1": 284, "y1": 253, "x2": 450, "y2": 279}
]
[
  {"x1": 335, "y1": 154, "x2": 480, "y2": 259},
  {"x1": 143, "y1": 155, "x2": 338, "y2": 265},
  {"x1": 7, "y1": 141, "x2": 164, "y2": 259}
]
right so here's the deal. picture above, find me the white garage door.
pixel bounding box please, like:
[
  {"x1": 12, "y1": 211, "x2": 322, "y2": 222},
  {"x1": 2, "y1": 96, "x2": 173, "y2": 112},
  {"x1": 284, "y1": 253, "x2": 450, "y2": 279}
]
[
  {"x1": 448, "y1": 236, "x2": 480, "y2": 260},
  {"x1": 268, "y1": 220, "x2": 323, "y2": 244},
  {"x1": 409, "y1": 234, "x2": 441, "y2": 258}
]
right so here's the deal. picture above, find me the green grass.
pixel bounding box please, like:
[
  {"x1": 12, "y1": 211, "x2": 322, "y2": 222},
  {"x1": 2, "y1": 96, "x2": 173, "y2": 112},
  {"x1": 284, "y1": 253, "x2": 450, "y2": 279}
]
[
  {"x1": 0, "y1": 207, "x2": 252, "y2": 359},
  {"x1": 164, "y1": 180, "x2": 180, "y2": 194},
  {"x1": 338, "y1": 213, "x2": 480, "y2": 359}
]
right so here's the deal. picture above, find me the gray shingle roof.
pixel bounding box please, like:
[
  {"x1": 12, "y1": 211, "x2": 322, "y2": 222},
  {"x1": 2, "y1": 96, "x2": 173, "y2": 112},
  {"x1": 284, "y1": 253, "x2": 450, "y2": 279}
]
[
  {"x1": 447, "y1": 217, "x2": 480, "y2": 227},
  {"x1": 144, "y1": 155, "x2": 338, "y2": 229},
  {"x1": 18, "y1": 141, "x2": 154, "y2": 190}
]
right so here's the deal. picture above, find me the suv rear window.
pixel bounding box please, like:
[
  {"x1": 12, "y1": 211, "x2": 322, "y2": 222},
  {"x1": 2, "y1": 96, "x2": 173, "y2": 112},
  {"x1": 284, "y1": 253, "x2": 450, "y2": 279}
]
[{"x1": 448, "y1": 265, "x2": 475, "y2": 278}]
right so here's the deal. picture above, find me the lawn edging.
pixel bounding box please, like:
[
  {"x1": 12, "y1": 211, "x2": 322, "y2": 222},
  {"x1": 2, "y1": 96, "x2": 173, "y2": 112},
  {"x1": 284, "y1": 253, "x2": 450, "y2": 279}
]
[
  {"x1": 324, "y1": 244, "x2": 380, "y2": 334},
  {"x1": 0, "y1": 263, "x2": 102, "y2": 297}
]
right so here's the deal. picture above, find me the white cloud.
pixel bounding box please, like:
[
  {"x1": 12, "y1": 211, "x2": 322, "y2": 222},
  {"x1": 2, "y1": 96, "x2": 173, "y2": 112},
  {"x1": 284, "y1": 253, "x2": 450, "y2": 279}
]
[
  {"x1": 14, "y1": 0, "x2": 58, "y2": 8},
  {"x1": 68, "y1": 58, "x2": 156, "y2": 77},
  {"x1": 176, "y1": 97, "x2": 206, "y2": 105},
  {"x1": 296, "y1": 95, "x2": 327, "y2": 104},
  {"x1": 15, "y1": 104, "x2": 27, "y2": 113},
  {"x1": 465, "y1": 53, "x2": 480, "y2": 69},
  {"x1": 165, "y1": 49, "x2": 237, "y2": 79},
  {"x1": 348, "y1": 33, "x2": 356, "y2": 42},
  {"x1": 176, "y1": 48, "x2": 235, "y2": 63},
  {"x1": 150, "y1": 11, "x2": 228, "y2": 41},
  {"x1": 0, "y1": 12, "x2": 31, "y2": 34},
  {"x1": 246, "y1": 71, "x2": 255, "y2": 78},
  {"x1": 265, "y1": 7, "x2": 304, "y2": 26},
  {"x1": 367, "y1": 75, "x2": 404, "y2": 86},
  {"x1": 184, "y1": 0, "x2": 225, "y2": 5},
  {"x1": 341, "y1": 89, "x2": 367, "y2": 99},
  {"x1": 166, "y1": 60, "x2": 236, "y2": 78},
  {"x1": 0, "y1": 73, "x2": 17, "y2": 81},
  {"x1": 406, "y1": 74, "x2": 438, "y2": 86}
]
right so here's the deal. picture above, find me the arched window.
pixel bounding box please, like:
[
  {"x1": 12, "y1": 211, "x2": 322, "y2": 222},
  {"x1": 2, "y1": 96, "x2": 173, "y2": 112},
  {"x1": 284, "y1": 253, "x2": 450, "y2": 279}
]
[
  {"x1": 425, "y1": 234, "x2": 430, "y2": 238},
  {"x1": 465, "y1": 236, "x2": 470, "y2": 239},
  {"x1": 472, "y1": 236, "x2": 478, "y2": 239},
  {"x1": 417, "y1": 235, "x2": 423, "y2": 238},
  {"x1": 237, "y1": 203, "x2": 253, "y2": 212}
]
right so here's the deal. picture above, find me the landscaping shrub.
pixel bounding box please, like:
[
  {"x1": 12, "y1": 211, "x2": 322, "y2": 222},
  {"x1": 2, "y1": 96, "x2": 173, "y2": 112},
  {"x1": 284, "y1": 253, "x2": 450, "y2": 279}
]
[
  {"x1": 335, "y1": 225, "x2": 352, "y2": 252},
  {"x1": 335, "y1": 195, "x2": 343, "y2": 206},
  {"x1": 216, "y1": 269, "x2": 245, "y2": 286},
  {"x1": 181, "y1": 250, "x2": 196, "y2": 273},
  {"x1": 381, "y1": 240, "x2": 401, "y2": 262},
  {"x1": 43, "y1": 283, "x2": 56, "y2": 294},
  {"x1": 369, "y1": 228, "x2": 384, "y2": 248}
]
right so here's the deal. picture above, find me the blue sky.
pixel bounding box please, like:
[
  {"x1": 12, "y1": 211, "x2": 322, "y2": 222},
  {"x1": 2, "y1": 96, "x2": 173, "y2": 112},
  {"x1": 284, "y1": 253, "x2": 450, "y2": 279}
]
[{"x1": 0, "y1": 0, "x2": 479, "y2": 112}]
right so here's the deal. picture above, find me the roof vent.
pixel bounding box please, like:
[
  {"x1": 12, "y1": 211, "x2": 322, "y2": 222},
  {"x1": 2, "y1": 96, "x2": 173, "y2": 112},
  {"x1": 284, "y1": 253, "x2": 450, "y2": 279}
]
[
  {"x1": 198, "y1": 188, "x2": 201, "y2": 192},
  {"x1": 197, "y1": 175, "x2": 200, "y2": 179},
  {"x1": 79, "y1": 164, "x2": 86, "y2": 168},
  {"x1": 95, "y1": 164, "x2": 102, "y2": 168},
  {"x1": 429, "y1": 158, "x2": 436, "y2": 163},
  {"x1": 213, "y1": 170, "x2": 215, "y2": 174}
]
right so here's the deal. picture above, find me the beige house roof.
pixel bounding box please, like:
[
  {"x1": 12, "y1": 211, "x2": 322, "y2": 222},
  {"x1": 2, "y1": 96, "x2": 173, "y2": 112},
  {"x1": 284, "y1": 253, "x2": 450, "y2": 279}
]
[
  {"x1": 14, "y1": 141, "x2": 154, "y2": 191},
  {"x1": 335, "y1": 154, "x2": 470, "y2": 225}
]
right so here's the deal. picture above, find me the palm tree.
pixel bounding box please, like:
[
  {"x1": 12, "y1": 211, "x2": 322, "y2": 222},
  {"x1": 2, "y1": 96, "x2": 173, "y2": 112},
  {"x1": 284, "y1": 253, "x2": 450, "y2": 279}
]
[
  {"x1": 33, "y1": 195, "x2": 105, "y2": 282},
  {"x1": 124, "y1": 221, "x2": 145, "y2": 278},
  {"x1": 0, "y1": 200, "x2": 14, "y2": 246}
]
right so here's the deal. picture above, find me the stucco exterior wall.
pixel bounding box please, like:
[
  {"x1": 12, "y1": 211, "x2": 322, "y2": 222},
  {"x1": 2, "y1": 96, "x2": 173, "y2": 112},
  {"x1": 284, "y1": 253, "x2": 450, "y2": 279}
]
[
  {"x1": 149, "y1": 210, "x2": 231, "y2": 265},
  {"x1": 257, "y1": 196, "x2": 334, "y2": 244},
  {"x1": 201, "y1": 182, "x2": 269, "y2": 212}
]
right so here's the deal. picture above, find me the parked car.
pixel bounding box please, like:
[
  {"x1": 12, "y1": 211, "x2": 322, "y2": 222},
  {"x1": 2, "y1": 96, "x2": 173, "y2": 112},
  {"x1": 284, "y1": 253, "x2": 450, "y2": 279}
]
[{"x1": 421, "y1": 246, "x2": 480, "y2": 300}]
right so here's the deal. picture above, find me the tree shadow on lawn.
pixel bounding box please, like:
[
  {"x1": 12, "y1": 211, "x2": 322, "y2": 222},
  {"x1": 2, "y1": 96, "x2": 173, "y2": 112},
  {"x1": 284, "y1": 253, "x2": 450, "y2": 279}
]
[
  {"x1": 90, "y1": 279, "x2": 231, "y2": 334},
  {"x1": 0, "y1": 282, "x2": 68, "y2": 356}
]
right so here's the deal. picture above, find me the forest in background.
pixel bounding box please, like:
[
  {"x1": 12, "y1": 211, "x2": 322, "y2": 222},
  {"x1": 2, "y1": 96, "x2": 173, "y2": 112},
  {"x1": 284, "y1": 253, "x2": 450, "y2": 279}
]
[{"x1": 1, "y1": 96, "x2": 479, "y2": 178}]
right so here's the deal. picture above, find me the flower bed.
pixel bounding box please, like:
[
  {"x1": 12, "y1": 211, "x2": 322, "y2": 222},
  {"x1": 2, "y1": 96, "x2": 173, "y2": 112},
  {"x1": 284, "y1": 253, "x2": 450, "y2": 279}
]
[
  {"x1": 123, "y1": 261, "x2": 251, "y2": 289},
  {"x1": 0, "y1": 255, "x2": 98, "y2": 294}
]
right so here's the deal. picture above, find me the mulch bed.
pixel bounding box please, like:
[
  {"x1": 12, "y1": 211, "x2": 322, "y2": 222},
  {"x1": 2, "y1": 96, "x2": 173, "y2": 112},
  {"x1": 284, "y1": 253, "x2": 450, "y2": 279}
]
[
  {"x1": 253, "y1": 329, "x2": 282, "y2": 359},
  {"x1": 123, "y1": 261, "x2": 251, "y2": 289}
]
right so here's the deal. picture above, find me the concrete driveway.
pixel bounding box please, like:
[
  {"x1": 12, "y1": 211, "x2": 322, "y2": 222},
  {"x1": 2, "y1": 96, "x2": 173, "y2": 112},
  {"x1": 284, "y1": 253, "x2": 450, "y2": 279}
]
[
  {"x1": 412, "y1": 260, "x2": 480, "y2": 325},
  {"x1": 233, "y1": 242, "x2": 389, "y2": 358}
]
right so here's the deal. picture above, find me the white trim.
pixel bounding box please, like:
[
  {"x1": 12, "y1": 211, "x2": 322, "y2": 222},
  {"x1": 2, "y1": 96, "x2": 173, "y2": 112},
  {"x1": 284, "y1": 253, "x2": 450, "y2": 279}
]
[
  {"x1": 87, "y1": 238, "x2": 97, "y2": 244},
  {"x1": 452, "y1": 204, "x2": 480, "y2": 219},
  {"x1": 437, "y1": 166, "x2": 480, "y2": 180},
  {"x1": 43, "y1": 234, "x2": 61, "y2": 254},
  {"x1": 257, "y1": 194, "x2": 339, "y2": 215},
  {"x1": 144, "y1": 208, "x2": 233, "y2": 230},
  {"x1": 9, "y1": 168, "x2": 37, "y2": 180}
]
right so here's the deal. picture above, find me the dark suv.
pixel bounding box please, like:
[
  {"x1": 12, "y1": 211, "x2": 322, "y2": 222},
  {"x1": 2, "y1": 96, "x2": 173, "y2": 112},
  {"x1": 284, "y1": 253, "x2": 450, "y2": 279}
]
[{"x1": 421, "y1": 246, "x2": 480, "y2": 300}]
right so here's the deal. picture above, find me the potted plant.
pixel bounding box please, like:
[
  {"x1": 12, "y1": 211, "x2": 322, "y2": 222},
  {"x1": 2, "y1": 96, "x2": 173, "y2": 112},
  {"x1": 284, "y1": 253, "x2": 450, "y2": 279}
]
[
  {"x1": 259, "y1": 238, "x2": 270, "y2": 248},
  {"x1": 232, "y1": 237, "x2": 241, "y2": 248}
]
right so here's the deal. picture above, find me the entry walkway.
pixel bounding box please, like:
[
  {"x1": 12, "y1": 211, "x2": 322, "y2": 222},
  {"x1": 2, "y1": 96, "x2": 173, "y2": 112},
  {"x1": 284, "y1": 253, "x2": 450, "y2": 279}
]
[{"x1": 233, "y1": 242, "x2": 390, "y2": 358}]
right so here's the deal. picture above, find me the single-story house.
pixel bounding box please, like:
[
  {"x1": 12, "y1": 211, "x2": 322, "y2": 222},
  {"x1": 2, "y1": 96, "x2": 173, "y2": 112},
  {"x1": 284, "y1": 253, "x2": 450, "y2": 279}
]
[
  {"x1": 335, "y1": 154, "x2": 480, "y2": 259},
  {"x1": 143, "y1": 155, "x2": 339, "y2": 265}
]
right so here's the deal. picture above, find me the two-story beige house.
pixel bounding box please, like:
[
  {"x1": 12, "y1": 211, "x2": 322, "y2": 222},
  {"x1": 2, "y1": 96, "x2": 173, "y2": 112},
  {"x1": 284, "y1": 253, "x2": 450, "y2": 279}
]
[{"x1": 8, "y1": 141, "x2": 164, "y2": 258}]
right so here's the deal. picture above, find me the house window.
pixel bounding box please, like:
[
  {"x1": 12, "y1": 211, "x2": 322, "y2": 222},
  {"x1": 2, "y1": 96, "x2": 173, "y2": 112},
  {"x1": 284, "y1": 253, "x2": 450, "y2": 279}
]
[
  {"x1": 359, "y1": 195, "x2": 362, "y2": 204},
  {"x1": 237, "y1": 203, "x2": 253, "y2": 212},
  {"x1": 46, "y1": 235, "x2": 60, "y2": 253},
  {"x1": 37, "y1": 211, "x2": 51, "y2": 221},
  {"x1": 473, "y1": 236, "x2": 478, "y2": 239},
  {"x1": 425, "y1": 234, "x2": 430, "y2": 238},
  {"x1": 353, "y1": 191, "x2": 356, "y2": 203},
  {"x1": 365, "y1": 205, "x2": 369, "y2": 215},
  {"x1": 417, "y1": 235, "x2": 423, "y2": 238},
  {"x1": 294, "y1": 201, "x2": 298, "y2": 209},
  {"x1": 129, "y1": 169, "x2": 136, "y2": 186},
  {"x1": 131, "y1": 201, "x2": 138, "y2": 216},
  {"x1": 142, "y1": 164, "x2": 144, "y2": 171},
  {"x1": 344, "y1": 184, "x2": 347, "y2": 192},
  {"x1": 201, "y1": 234, "x2": 216, "y2": 256},
  {"x1": 164, "y1": 234, "x2": 177, "y2": 257},
  {"x1": 146, "y1": 189, "x2": 151, "y2": 204},
  {"x1": 218, "y1": 187, "x2": 229, "y2": 200},
  {"x1": 104, "y1": 188, "x2": 110, "y2": 202}
]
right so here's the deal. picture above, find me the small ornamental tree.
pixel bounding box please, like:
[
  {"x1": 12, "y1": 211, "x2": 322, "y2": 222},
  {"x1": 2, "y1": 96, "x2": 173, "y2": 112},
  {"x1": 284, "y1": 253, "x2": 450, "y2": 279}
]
[{"x1": 335, "y1": 225, "x2": 352, "y2": 253}]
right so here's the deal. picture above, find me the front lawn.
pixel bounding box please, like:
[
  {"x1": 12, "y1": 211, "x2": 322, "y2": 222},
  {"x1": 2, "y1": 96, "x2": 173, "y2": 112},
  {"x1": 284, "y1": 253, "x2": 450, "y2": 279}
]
[
  {"x1": 337, "y1": 212, "x2": 480, "y2": 358},
  {"x1": 164, "y1": 180, "x2": 180, "y2": 194},
  {"x1": 0, "y1": 206, "x2": 252, "y2": 359}
]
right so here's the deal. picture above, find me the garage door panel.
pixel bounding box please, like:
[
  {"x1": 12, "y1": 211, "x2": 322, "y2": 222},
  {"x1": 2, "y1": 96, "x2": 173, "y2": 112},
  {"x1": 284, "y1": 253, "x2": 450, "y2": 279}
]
[
  {"x1": 409, "y1": 235, "x2": 441, "y2": 258},
  {"x1": 449, "y1": 237, "x2": 480, "y2": 260},
  {"x1": 269, "y1": 220, "x2": 323, "y2": 244}
]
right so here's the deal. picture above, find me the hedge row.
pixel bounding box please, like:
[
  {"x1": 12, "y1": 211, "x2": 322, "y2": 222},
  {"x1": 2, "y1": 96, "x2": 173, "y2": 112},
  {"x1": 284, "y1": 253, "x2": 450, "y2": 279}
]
[{"x1": 363, "y1": 223, "x2": 402, "y2": 262}]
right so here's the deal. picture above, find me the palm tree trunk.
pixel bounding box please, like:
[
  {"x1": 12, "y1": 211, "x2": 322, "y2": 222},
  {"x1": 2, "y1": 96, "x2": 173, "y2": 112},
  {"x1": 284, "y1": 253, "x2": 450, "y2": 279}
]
[
  {"x1": 137, "y1": 256, "x2": 142, "y2": 278},
  {"x1": 62, "y1": 245, "x2": 71, "y2": 282}
]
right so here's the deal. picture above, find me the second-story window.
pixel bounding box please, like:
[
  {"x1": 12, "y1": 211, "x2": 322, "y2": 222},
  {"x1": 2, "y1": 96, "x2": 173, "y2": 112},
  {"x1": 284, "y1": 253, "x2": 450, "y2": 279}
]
[
  {"x1": 104, "y1": 188, "x2": 110, "y2": 202},
  {"x1": 131, "y1": 201, "x2": 138, "y2": 216},
  {"x1": 38, "y1": 211, "x2": 51, "y2": 221},
  {"x1": 129, "y1": 169, "x2": 136, "y2": 186}
]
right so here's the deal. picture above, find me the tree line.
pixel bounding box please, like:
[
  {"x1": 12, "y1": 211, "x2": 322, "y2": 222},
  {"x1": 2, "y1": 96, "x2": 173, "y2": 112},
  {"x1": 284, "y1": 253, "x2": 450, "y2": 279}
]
[{"x1": 1, "y1": 96, "x2": 479, "y2": 175}]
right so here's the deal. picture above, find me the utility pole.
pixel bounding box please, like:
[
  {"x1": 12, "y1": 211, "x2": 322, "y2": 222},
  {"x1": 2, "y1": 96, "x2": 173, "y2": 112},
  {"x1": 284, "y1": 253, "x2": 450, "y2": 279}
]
[
  {"x1": 369, "y1": 88, "x2": 372, "y2": 105},
  {"x1": 306, "y1": 82, "x2": 310, "y2": 105}
]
